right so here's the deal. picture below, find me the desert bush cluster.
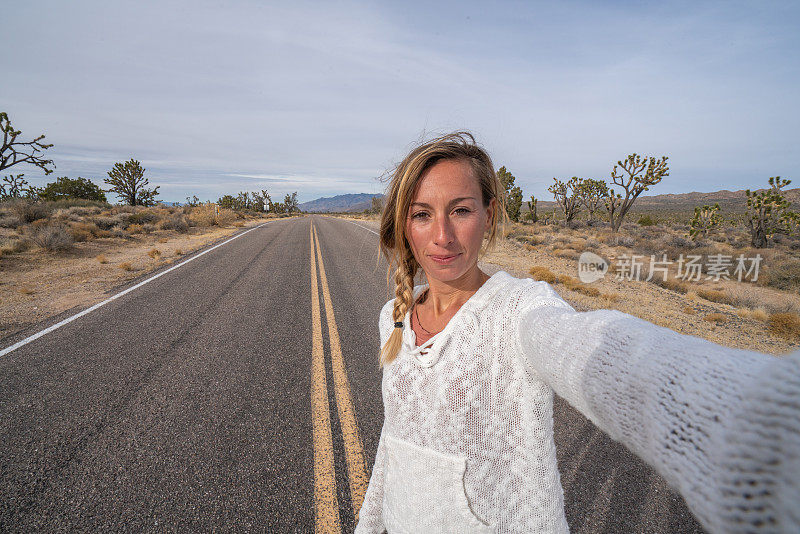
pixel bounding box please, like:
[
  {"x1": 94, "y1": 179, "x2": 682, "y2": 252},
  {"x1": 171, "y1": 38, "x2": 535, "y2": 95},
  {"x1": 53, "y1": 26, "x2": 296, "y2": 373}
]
[{"x1": 0, "y1": 198, "x2": 265, "y2": 256}]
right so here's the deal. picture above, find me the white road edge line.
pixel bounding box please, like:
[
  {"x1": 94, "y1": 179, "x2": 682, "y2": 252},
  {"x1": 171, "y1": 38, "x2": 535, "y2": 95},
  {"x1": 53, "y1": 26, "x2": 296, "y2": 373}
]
[
  {"x1": 337, "y1": 217, "x2": 379, "y2": 236},
  {"x1": 0, "y1": 219, "x2": 280, "y2": 358}
]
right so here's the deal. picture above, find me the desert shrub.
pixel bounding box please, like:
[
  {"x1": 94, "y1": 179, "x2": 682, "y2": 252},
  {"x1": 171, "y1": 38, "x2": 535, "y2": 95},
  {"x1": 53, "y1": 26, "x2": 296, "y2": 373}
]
[
  {"x1": 159, "y1": 215, "x2": 189, "y2": 233},
  {"x1": 612, "y1": 235, "x2": 635, "y2": 248},
  {"x1": 47, "y1": 198, "x2": 109, "y2": 211},
  {"x1": 96, "y1": 254, "x2": 108, "y2": 264},
  {"x1": 697, "y1": 288, "x2": 733, "y2": 305},
  {"x1": 567, "y1": 219, "x2": 585, "y2": 229},
  {"x1": 142, "y1": 223, "x2": 156, "y2": 234},
  {"x1": 654, "y1": 277, "x2": 689, "y2": 294},
  {"x1": 127, "y1": 223, "x2": 144, "y2": 234},
  {"x1": 147, "y1": 248, "x2": 161, "y2": 258},
  {"x1": 703, "y1": 312, "x2": 727, "y2": 323},
  {"x1": 67, "y1": 206, "x2": 102, "y2": 216},
  {"x1": 552, "y1": 248, "x2": 579, "y2": 260},
  {"x1": 767, "y1": 312, "x2": 800, "y2": 340},
  {"x1": 758, "y1": 258, "x2": 800, "y2": 292},
  {"x1": 663, "y1": 234, "x2": 691, "y2": 249},
  {"x1": 637, "y1": 214, "x2": 657, "y2": 226},
  {"x1": 0, "y1": 213, "x2": 20, "y2": 228},
  {"x1": 529, "y1": 266, "x2": 557, "y2": 284},
  {"x1": 9, "y1": 199, "x2": 52, "y2": 223},
  {"x1": 27, "y1": 223, "x2": 74, "y2": 251},
  {"x1": 557, "y1": 274, "x2": 605, "y2": 297},
  {"x1": 126, "y1": 211, "x2": 159, "y2": 225},
  {"x1": 187, "y1": 205, "x2": 217, "y2": 227},
  {"x1": 91, "y1": 216, "x2": 120, "y2": 230},
  {"x1": 736, "y1": 307, "x2": 768, "y2": 321},
  {"x1": 68, "y1": 221, "x2": 100, "y2": 242},
  {"x1": 118, "y1": 262, "x2": 133, "y2": 271},
  {"x1": 217, "y1": 209, "x2": 237, "y2": 226},
  {"x1": 0, "y1": 237, "x2": 30, "y2": 254}
]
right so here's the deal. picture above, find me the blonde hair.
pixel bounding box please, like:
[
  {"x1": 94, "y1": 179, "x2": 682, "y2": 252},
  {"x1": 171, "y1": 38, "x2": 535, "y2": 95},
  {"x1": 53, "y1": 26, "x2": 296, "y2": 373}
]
[{"x1": 377, "y1": 131, "x2": 508, "y2": 367}]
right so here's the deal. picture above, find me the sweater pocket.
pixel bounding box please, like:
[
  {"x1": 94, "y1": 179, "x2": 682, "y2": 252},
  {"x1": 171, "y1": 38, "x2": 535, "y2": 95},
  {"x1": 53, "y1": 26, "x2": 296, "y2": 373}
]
[{"x1": 383, "y1": 434, "x2": 495, "y2": 533}]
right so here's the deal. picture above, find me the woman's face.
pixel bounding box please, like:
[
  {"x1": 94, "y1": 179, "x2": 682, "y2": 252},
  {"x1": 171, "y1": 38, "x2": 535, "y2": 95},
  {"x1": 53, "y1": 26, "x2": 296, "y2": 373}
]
[{"x1": 405, "y1": 158, "x2": 495, "y2": 285}]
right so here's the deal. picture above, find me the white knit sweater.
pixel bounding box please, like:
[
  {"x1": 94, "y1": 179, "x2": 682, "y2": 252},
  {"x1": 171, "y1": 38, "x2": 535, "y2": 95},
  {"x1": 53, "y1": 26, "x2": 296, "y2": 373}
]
[{"x1": 354, "y1": 270, "x2": 800, "y2": 534}]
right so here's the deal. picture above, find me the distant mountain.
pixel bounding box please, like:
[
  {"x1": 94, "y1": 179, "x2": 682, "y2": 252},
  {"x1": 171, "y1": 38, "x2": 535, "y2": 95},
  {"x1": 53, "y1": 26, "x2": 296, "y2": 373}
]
[
  {"x1": 155, "y1": 200, "x2": 183, "y2": 207},
  {"x1": 300, "y1": 193, "x2": 384, "y2": 212}
]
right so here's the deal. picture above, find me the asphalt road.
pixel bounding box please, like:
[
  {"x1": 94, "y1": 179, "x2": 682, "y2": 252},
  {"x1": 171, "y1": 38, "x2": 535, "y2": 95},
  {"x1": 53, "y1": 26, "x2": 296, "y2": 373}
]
[{"x1": 0, "y1": 215, "x2": 706, "y2": 533}]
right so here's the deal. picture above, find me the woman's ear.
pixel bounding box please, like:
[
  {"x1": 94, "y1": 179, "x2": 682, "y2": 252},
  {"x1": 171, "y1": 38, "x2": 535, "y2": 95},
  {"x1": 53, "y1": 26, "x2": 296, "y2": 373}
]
[{"x1": 485, "y1": 197, "x2": 496, "y2": 232}]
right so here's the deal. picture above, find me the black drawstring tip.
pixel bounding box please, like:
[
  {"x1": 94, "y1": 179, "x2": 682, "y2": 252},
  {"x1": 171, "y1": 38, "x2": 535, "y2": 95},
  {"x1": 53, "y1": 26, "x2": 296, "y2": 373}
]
[{"x1": 394, "y1": 321, "x2": 404, "y2": 328}]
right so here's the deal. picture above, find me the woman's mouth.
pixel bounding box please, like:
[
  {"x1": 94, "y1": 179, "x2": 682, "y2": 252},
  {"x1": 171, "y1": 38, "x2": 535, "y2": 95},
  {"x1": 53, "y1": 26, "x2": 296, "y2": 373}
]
[{"x1": 429, "y1": 253, "x2": 461, "y2": 265}]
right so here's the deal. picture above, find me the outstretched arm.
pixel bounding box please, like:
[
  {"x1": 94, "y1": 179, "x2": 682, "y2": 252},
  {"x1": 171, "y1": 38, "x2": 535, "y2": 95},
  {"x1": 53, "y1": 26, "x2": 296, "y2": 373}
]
[{"x1": 516, "y1": 296, "x2": 799, "y2": 533}]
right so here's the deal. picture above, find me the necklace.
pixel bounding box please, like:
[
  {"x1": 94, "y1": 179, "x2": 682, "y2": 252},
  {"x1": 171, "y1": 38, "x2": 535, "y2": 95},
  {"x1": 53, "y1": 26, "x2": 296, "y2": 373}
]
[{"x1": 414, "y1": 303, "x2": 438, "y2": 336}]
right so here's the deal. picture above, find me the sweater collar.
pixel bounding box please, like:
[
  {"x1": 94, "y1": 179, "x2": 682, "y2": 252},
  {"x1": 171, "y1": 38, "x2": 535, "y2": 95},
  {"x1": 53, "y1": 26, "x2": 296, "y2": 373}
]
[{"x1": 401, "y1": 270, "x2": 512, "y2": 367}]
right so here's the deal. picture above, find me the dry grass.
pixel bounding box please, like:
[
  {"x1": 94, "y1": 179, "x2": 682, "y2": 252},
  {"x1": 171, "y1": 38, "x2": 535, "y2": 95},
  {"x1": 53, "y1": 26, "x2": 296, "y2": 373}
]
[
  {"x1": 697, "y1": 288, "x2": 733, "y2": 306},
  {"x1": 18, "y1": 285, "x2": 35, "y2": 295},
  {"x1": 654, "y1": 277, "x2": 690, "y2": 294},
  {"x1": 158, "y1": 237, "x2": 169, "y2": 243},
  {"x1": 174, "y1": 248, "x2": 183, "y2": 255},
  {"x1": 118, "y1": 262, "x2": 133, "y2": 271},
  {"x1": 147, "y1": 248, "x2": 161, "y2": 259},
  {"x1": 682, "y1": 306, "x2": 697, "y2": 315},
  {"x1": 127, "y1": 223, "x2": 143, "y2": 234},
  {"x1": 703, "y1": 312, "x2": 727, "y2": 323},
  {"x1": 529, "y1": 266, "x2": 557, "y2": 284},
  {"x1": 552, "y1": 247, "x2": 579, "y2": 260},
  {"x1": 96, "y1": 254, "x2": 108, "y2": 264},
  {"x1": 528, "y1": 265, "x2": 613, "y2": 299},
  {"x1": 736, "y1": 308, "x2": 768, "y2": 322},
  {"x1": 767, "y1": 312, "x2": 800, "y2": 341}
]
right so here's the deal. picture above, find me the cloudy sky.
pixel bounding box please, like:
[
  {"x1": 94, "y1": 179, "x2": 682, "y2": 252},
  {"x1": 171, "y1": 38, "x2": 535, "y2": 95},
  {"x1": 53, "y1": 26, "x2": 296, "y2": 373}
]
[{"x1": 4, "y1": 0, "x2": 798, "y2": 204}]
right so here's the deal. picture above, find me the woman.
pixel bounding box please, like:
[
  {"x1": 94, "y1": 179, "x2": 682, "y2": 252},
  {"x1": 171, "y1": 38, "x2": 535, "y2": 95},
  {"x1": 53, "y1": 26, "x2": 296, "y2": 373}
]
[{"x1": 354, "y1": 131, "x2": 799, "y2": 533}]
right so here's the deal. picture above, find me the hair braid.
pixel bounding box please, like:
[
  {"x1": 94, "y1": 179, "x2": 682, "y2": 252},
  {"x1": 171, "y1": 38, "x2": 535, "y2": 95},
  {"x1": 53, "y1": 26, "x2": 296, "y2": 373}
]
[{"x1": 380, "y1": 250, "x2": 418, "y2": 366}]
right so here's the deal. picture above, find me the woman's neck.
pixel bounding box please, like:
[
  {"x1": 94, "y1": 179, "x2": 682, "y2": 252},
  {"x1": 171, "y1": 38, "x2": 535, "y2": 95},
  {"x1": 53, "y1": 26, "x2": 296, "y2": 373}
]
[{"x1": 422, "y1": 266, "x2": 489, "y2": 318}]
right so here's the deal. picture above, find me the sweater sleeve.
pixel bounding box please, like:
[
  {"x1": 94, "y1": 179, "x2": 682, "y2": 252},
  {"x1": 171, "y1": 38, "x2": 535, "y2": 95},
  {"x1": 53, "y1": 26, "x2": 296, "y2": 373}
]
[
  {"x1": 354, "y1": 299, "x2": 394, "y2": 534},
  {"x1": 516, "y1": 290, "x2": 800, "y2": 533}
]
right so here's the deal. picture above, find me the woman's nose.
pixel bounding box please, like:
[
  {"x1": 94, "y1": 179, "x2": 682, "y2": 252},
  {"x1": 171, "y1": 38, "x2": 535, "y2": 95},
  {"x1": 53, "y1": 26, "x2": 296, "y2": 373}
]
[{"x1": 433, "y1": 215, "x2": 454, "y2": 246}]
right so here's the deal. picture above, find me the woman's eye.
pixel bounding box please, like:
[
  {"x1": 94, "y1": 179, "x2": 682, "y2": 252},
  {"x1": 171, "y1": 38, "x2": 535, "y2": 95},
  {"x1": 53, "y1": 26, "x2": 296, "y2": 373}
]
[
  {"x1": 412, "y1": 212, "x2": 429, "y2": 219},
  {"x1": 454, "y1": 208, "x2": 470, "y2": 215}
]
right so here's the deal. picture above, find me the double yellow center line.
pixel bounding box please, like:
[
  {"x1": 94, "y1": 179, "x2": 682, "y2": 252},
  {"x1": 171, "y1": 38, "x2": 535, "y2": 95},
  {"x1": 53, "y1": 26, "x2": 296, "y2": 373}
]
[{"x1": 309, "y1": 221, "x2": 369, "y2": 533}]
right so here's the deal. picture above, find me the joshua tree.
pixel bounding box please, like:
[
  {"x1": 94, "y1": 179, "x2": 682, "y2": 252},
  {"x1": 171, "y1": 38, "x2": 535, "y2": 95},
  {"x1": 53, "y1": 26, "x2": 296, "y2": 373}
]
[
  {"x1": 370, "y1": 195, "x2": 384, "y2": 214},
  {"x1": 689, "y1": 203, "x2": 722, "y2": 240},
  {"x1": 526, "y1": 195, "x2": 538, "y2": 223},
  {"x1": 0, "y1": 173, "x2": 29, "y2": 200},
  {"x1": 284, "y1": 192, "x2": 299, "y2": 213},
  {"x1": 576, "y1": 178, "x2": 608, "y2": 223},
  {"x1": 0, "y1": 112, "x2": 55, "y2": 176},
  {"x1": 745, "y1": 176, "x2": 799, "y2": 247},
  {"x1": 104, "y1": 159, "x2": 160, "y2": 206},
  {"x1": 497, "y1": 166, "x2": 523, "y2": 222},
  {"x1": 604, "y1": 154, "x2": 669, "y2": 232},
  {"x1": 548, "y1": 176, "x2": 582, "y2": 223}
]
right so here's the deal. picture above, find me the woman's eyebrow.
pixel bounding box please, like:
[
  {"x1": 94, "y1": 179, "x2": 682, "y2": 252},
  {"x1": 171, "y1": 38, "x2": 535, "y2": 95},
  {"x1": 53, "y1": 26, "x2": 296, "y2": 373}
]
[{"x1": 410, "y1": 197, "x2": 477, "y2": 208}]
